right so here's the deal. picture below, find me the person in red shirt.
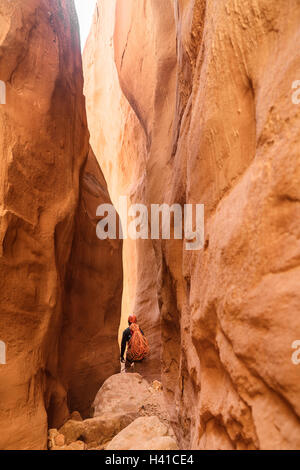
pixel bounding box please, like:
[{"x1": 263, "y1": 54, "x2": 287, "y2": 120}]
[{"x1": 120, "y1": 315, "x2": 147, "y2": 364}]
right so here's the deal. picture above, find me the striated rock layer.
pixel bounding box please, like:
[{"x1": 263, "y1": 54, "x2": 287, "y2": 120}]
[
  {"x1": 84, "y1": 0, "x2": 300, "y2": 449},
  {"x1": 0, "y1": 0, "x2": 122, "y2": 449}
]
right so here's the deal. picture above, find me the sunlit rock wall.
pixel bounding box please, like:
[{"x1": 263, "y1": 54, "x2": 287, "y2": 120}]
[{"x1": 84, "y1": 0, "x2": 300, "y2": 449}]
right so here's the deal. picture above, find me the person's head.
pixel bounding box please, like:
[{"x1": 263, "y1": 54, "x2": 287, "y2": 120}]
[{"x1": 128, "y1": 315, "x2": 137, "y2": 325}]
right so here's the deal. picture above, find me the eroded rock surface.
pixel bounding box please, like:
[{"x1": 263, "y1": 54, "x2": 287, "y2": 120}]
[
  {"x1": 83, "y1": 0, "x2": 161, "y2": 382},
  {"x1": 93, "y1": 373, "x2": 172, "y2": 435},
  {"x1": 0, "y1": 1, "x2": 122, "y2": 449},
  {"x1": 55, "y1": 374, "x2": 173, "y2": 450},
  {"x1": 93, "y1": 373, "x2": 150, "y2": 416},
  {"x1": 106, "y1": 416, "x2": 178, "y2": 451},
  {"x1": 84, "y1": 0, "x2": 300, "y2": 450},
  {"x1": 58, "y1": 148, "x2": 123, "y2": 422},
  {"x1": 48, "y1": 429, "x2": 86, "y2": 451}
]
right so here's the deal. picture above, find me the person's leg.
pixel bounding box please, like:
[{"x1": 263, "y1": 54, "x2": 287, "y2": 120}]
[
  {"x1": 125, "y1": 357, "x2": 135, "y2": 372},
  {"x1": 120, "y1": 359, "x2": 126, "y2": 373}
]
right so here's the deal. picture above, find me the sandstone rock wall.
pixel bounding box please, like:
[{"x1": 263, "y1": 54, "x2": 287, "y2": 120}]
[
  {"x1": 83, "y1": 0, "x2": 161, "y2": 382},
  {"x1": 57, "y1": 148, "x2": 123, "y2": 424},
  {"x1": 84, "y1": 0, "x2": 300, "y2": 449},
  {"x1": 0, "y1": 0, "x2": 122, "y2": 449}
]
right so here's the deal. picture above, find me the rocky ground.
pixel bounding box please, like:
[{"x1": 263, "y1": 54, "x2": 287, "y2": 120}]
[{"x1": 48, "y1": 373, "x2": 178, "y2": 451}]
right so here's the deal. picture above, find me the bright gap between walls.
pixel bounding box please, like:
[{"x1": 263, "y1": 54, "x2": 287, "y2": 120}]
[{"x1": 74, "y1": 0, "x2": 97, "y2": 51}]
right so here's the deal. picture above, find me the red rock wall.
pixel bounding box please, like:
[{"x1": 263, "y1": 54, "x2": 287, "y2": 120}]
[
  {"x1": 0, "y1": 0, "x2": 122, "y2": 449},
  {"x1": 83, "y1": 0, "x2": 162, "y2": 382},
  {"x1": 58, "y1": 148, "x2": 123, "y2": 424},
  {"x1": 84, "y1": 0, "x2": 300, "y2": 449}
]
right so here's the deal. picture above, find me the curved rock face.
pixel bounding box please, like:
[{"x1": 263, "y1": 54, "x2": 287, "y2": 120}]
[
  {"x1": 83, "y1": 0, "x2": 161, "y2": 382},
  {"x1": 0, "y1": 0, "x2": 122, "y2": 449},
  {"x1": 58, "y1": 148, "x2": 123, "y2": 423},
  {"x1": 84, "y1": 0, "x2": 300, "y2": 450}
]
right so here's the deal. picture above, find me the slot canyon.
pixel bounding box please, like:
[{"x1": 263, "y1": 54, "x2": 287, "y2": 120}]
[{"x1": 0, "y1": 0, "x2": 300, "y2": 451}]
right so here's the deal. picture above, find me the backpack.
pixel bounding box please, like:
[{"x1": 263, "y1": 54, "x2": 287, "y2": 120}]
[{"x1": 126, "y1": 323, "x2": 150, "y2": 362}]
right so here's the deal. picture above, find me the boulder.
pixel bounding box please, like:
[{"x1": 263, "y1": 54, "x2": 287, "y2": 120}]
[
  {"x1": 48, "y1": 429, "x2": 59, "y2": 450},
  {"x1": 59, "y1": 414, "x2": 135, "y2": 449},
  {"x1": 93, "y1": 373, "x2": 150, "y2": 417},
  {"x1": 52, "y1": 440, "x2": 86, "y2": 451},
  {"x1": 106, "y1": 416, "x2": 178, "y2": 450},
  {"x1": 70, "y1": 411, "x2": 83, "y2": 422},
  {"x1": 93, "y1": 373, "x2": 172, "y2": 431},
  {"x1": 58, "y1": 373, "x2": 174, "y2": 449},
  {"x1": 54, "y1": 434, "x2": 65, "y2": 447}
]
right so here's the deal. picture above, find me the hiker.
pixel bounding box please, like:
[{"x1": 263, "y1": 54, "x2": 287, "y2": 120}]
[{"x1": 120, "y1": 315, "x2": 149, "y2": 366}]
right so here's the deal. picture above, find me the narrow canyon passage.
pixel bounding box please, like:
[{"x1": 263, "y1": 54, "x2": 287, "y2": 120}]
[{"x1": 0, "y1": 0, "x2": 300, "y2": 451}]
